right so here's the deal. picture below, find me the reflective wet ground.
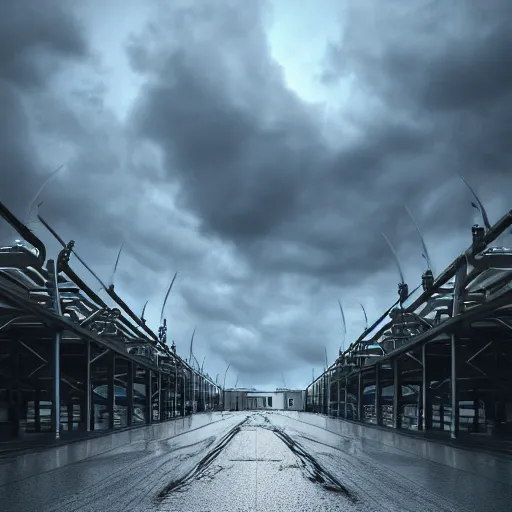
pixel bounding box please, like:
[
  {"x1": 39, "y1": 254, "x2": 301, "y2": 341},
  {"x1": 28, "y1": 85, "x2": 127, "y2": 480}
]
[{"x1": 1, "y1": 412, "x2": 511, "y2": 511}]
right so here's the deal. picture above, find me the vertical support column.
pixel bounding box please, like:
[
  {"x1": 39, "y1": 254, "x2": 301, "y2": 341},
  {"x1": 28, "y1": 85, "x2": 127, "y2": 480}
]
[
  {"x1": 344, "y1": 376, "x2": 348, "y2": 419},
  {"x1": 67, "y1": 402, "x2": 73, "y2": 431},
  {"x1": 85, "y1": 340, "x2": 91, "y2": 432},
  {"x1": 473, "y1": 390, "x2": 479, "y2": 433},
  {"x1": 34, "y1": 387, "x2": 41, "y2": 433},
  {"x1": 51, "y1": 332, "x2": 61, "y2": 439},
  {"x1": 450, "y1": 259, "x2": 466, "y2": 439},
  {"x1": 393, "y1": 358, "x2": 401, "y2": 429},
  {"x1": 375, "y1": 364, "x2": 382, "y2": 426},
  {"x1": 107, "y1": 350, "x2": 115, "y2": 430},
  {"x1": 47, "y1": 259, "x2": 62, "y2": 440},
  {"x1": 127, "y1": 361, "x2": 133, "y2": 426},
  {"x1": 450, "y1": 333, "x2": 459, "y2": 439},
  {"x1": 326, "y1": 371, "x2": 331, "y2": 416},
  {"x1": 202, "y1": 377, "x2": 205, "y2": 412},
  {"x1": 145, "y1": 369, "x2": 152, "y2": 424},
  {"x1": 174, "y1": 364, "x2": 178, "y2": 417},
  {"x1": 181, "y1": 374, "x2": 186, "y2": 416},
  {"x1": 10, "y1": 341, "x2": 20, "y2": 438},
  {"x1": 421, "y1": 343, "x2": 431, "y2": 431},
  {"x1": 158, "y1": 372, "x2": 164, "y2": 422},
  {"x1": 191, "y1": 372, "x2": 195, "y2": 413},
  {"x1": 337, "y1": 367, "x2": 341, "y2": 417},
  {"x1": 357, "y1": 371, "x2": 364, "y2": 421}
]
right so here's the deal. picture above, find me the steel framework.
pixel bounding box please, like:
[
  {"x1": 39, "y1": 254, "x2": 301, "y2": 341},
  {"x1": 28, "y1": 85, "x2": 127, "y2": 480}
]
[
  {"x1": 306, "y1": 208, "x2": 512, "y2": 441},
  {"x1": 0, "y1": 202, "x2": 221, "y2": 441}
]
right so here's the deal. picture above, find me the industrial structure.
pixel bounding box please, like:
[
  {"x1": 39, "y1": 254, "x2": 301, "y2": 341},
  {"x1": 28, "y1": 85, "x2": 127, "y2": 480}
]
[
  {"x1": 2, "y1": 193, "x2": 512, "y2": 449},
  {"x1": 0, "y1": 202, "x2": 222, "y2": 441},
  {"x1": 306, "y1": 205, "x2": 512, "y2": 442},
  {"x1": 223, "y1": 388, "x2": 305, "y2": 411}
]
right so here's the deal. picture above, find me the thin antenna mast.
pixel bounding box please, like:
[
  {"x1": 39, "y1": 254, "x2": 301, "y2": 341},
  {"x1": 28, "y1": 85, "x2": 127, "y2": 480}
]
[
  {"x1": 360, "y1": 303, "x2": 368, "y2": 331},
  {"x1": 27, "y1": 164, "x2": 65, "y2": 224},
  {"x1": 337, "y1": 299, "x2": 347, "y2": 352},
  {"x1": 457, "y1": 172, "x2": 491, "y2": 230},
  {"x1": 160, "y1": 272, "x2": 178, "y2": 325},
  {"x1": 110, "y1": 240, "x2": 125, "y2": 288},
  {"x1": 382, "y1": 233, "x2": 405, "y2": 284},
  {"x1": 404, "y1": 205, "x2": 433, "y2": 272}
]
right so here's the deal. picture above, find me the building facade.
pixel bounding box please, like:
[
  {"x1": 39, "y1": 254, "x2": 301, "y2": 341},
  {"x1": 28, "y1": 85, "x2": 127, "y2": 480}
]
[{"x1": 223, "y1": 389, "x2": 304, "y2": 411}]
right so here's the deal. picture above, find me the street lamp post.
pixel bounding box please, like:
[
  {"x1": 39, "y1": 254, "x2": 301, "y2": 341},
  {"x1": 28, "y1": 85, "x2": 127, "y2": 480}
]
[{"x1": 223, "y1": 363, "x2": 231, "y2": 411}]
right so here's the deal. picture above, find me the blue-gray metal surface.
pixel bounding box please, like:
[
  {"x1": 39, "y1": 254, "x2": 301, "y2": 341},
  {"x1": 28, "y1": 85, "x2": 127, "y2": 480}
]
[{"x1": 0, "y1": 412, "x2": 510, "y2": 512}]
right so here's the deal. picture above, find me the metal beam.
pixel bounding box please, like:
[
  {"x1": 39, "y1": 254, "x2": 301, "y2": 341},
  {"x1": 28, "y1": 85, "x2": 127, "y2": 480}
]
[
  {"x1": 450, "y1": 260, "x2": 467, "y2": 439},
  {"x1": 47, "y1": 259, "x2": 61, "y2": 440},
  {"x1": 357, "y1": 371, "x2": 364, "y2": 421},
  {"x1": 421, "y1": 343, "x2": 431, "y2": 431},
  {"x1": 337, "y1": 366, "x2": 341, "y2": 417},
  {"x1": 393, "y1": 358, "x2": 401, "y2": 429},
  {"x1": 158, "y1": 370, "x2": 163, "y2": 421},
  {"x1": 344, "y1": 376, "x2": 348, "y2": 419},
  {"x1": 375, "y1": 364, "x2": 382, "y2": 426},
  {"x1": 107, "y1": 350, "x2": 115, "y2": 430},
  {"x1": 145, "y1": 369, "x2": 152, "y2": 423},
  {"x1": 345, "y1": 287, "x2": 512, "y2": 373},
  {"x1": 127, "y1": 361, "x2": 134, "y2": 426},
  {"x1": 0, "y1": 283, "x2": 161, "y2": 371},
  {"x1": 84, "y1": 340, "x2": 91, "y2": 431}
]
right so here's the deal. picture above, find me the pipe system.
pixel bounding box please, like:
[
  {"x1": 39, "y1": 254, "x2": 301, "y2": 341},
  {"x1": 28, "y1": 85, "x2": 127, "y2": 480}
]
[{"x1": 0, "y1": 201, "x2": 47, "y2": 265}]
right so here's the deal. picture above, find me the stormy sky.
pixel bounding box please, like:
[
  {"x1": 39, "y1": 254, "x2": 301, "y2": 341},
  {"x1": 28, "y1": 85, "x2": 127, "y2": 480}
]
[{"x1": 1, "y1": 0, "x2": 511, "y2": 390}]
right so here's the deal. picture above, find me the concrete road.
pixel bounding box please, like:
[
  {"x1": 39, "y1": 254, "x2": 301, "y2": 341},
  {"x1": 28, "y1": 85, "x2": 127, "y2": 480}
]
[{"x1": 1, "y1": 412, "x2": 510, "y2": 511}]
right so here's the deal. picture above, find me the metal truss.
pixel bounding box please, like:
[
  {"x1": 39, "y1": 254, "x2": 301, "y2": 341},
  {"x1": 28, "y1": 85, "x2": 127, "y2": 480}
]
[
  {"x1": 0, "y1": 202, "x2": 221, "y2": 440},
  {"x1": 306, "y1": 208, "x2": 512, "y2": 440}
]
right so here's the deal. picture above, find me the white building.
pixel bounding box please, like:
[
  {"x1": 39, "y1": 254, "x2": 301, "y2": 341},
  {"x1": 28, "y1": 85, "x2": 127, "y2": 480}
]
[{"x1": 223, "y1": 389, "x2": 304, "y2": 411}]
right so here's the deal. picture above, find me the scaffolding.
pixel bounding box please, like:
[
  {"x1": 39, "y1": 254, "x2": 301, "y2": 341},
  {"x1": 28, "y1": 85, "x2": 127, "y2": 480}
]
[
  {"x1": 0, "y1": 202, "x2": 221, "y2": 441},
  {"x1": 306, "y1": 209, "x2": 512, "y2": 441}
]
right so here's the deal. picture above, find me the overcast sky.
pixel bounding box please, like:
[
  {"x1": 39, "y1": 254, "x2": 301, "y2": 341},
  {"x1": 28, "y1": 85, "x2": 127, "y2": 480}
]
[{"x1": 1, "y1": 0, "x2": 511, "y2": 390}]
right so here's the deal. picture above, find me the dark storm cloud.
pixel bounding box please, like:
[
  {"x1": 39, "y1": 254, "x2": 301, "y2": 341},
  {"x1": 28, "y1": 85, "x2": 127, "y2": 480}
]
[
  {"x1": 1, "y1": 0, "x2": 511, "y2": 388},
  {"x1": 323, "y1": 0, "x2": 512, "y2": 181},
  {"x1": 0, "y1": 1, "x2": 87, "y2": 89},
  {"x1": 134, "y1": 50, "x2": 320, "y2": 241},
  {"x1": 132, "y1": 0, "x2": 512, "y2": 289},
  {"x1": 0, "y1": 0, "x2": 90, "y2": 241},
  {"x1": 0, "y1": 1, "x2": 178, "y2": 308}
]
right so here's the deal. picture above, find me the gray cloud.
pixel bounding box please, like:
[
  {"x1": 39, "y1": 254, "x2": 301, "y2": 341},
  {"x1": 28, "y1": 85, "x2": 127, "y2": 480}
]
[
  {"x1": 132, "y1": 0, "x2": 512, "y2": 291},
  {"x1": 0, "y1": 1, "x2": 88, "y2": 90},
  {"x1": 1, "y1": 0, "x2": 511, "y2": 388}
]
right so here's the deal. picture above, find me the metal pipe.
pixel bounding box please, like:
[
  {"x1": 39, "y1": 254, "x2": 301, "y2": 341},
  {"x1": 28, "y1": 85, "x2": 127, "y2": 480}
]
[
  {"x1": 26, "y1": 363, "x2": 46, "y2": 379},
  {"x1": 39, "y1": 216, "x2": 160, "y2": 342},
  {"x1": 466, "y1": 341, "x2": 494, "y2": 365},
  {"x1": 337, "y1": 366, "x2": 340, "y2": 417},
  {"x1": 174, "y1": 362, "x2": 178, "y2": 417},
  {"x1": 158, "y1": 370, "x2": 163, "y2": 421},
  {"x1": 0, "y1": 315, "x2": 35, "y2": 332},
  {"x1": 90, "y1": 349, "x2": 109, "y2": 365},
  {"x1": 357, "y1": 371, "x2": 363, "y2": 421},
  {"x1": 344, "y1": 376, "x2": 348, "y2": 418},
  {"x1": 375, "y1": 364, "x2": 382, "y2": 426},
  {"x1": 406, "y1": 209, "x2": 512, "y2": 313},
  {"x1": 85, "y1": 340, "x2": 91, "y2": 431},
  {"x1": 421, "y1": 343, "x2": 429, "y2": 431},
  {"x1": 393, "y1": 359, "x2": 401, "y2": 429},
  {"x1": 19, "y1": 341, "x2": 47, "y2": 363},
  {"x1": 0, "y1": 201, "x2": 47, "y2": 265},
  {"x1": 182, "y1": 373, "x2": 186, "y2": 416},
  {"x1": 450, "y1": 259, "x2": 467, "y2": 439},
  {"x1": 80, "y1": 309, "x2": 103, "y2": 327},
  {"x1": 53, "y1": 331, "x2": 61, "y2": 439}
]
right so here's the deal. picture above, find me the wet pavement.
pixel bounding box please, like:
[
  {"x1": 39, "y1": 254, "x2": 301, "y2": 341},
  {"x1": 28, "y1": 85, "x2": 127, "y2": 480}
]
[{"x1": 1, "y1": 412, "x2": 511, "y2": 511}]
